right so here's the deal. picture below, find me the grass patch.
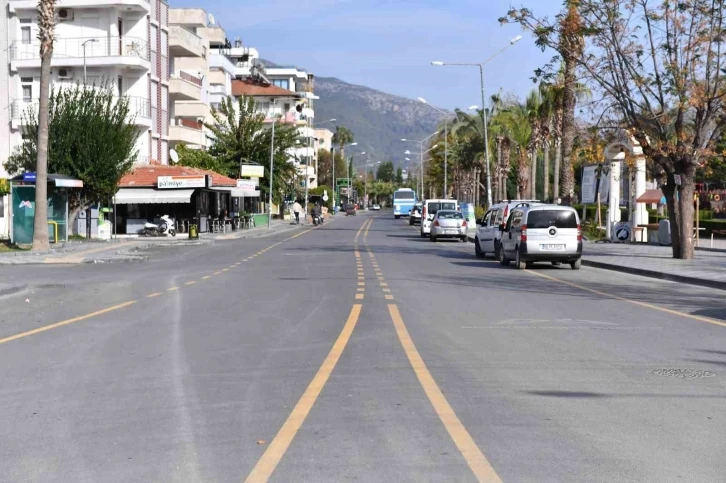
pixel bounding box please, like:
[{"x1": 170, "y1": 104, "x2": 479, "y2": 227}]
[{"x1": 0, "y1": 240, "x2": 29, "y2": 252}]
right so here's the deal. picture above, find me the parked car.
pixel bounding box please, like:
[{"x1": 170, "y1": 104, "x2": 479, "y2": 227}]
[
  {"x1": 372, "y1": 204, "x2": 381, "y2": 211},
  {"x1": 429, "y1": 210, "x2": 468, "y2": 242},
  {"x1": 409, "y1": 202, "x2": 423, "y2": 225},
  {"x1": 474, "y1": 200, "x2": 542, "y2": 259},
  {"x1": 421, "y1": 199, "x2": 459, "y2": 237},
  {"x1": 499, "y1": 204, "x2": 582, "y2": 270}
]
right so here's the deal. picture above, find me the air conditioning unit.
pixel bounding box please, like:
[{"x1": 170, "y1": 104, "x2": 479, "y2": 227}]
[
  {"x1": 58, "y1": 68, "x2": 73, "y2": 80},
  {"x1": 56, "y1": 8, "x2": 74, "y2": 21}
]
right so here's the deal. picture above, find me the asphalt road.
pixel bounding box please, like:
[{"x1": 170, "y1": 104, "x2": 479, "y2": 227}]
[{"x1": 1, "y1": 212, "x2": 725, "y2": 482}]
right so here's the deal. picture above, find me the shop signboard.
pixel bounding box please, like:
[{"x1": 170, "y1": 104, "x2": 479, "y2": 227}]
[
  {"x1": 236, "y1": 179, "x2": 258, "y2": 191},
  {"x1": 157, "y1": 175, "x2": 207, "y2": 189},
  {"x1": 240, "y1": 165, "x2": 264, "y2": 178}
]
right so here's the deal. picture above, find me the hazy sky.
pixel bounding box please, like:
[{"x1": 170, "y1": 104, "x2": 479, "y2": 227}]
[{"x1": 172, "y1": 0, "x2": 563, "y2": 110}]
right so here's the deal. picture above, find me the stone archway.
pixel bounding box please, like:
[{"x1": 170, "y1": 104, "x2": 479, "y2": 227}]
[{"x1": 603, "y1": 134, "x2": 648, "y2": 241}]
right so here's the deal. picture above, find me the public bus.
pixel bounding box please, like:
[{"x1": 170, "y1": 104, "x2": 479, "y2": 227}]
[{"x1": 393, "y1": 188, "x2": 417, "y2": 219}]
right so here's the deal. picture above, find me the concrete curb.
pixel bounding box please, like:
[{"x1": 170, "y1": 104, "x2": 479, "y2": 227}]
[{"x1": 581, "y1": 259, "x2": 726, "y2": 291}]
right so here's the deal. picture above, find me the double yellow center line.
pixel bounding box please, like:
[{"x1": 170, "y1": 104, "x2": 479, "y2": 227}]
[{"x1": 244, "y1": 216, "x2": 502, "y2": 482}]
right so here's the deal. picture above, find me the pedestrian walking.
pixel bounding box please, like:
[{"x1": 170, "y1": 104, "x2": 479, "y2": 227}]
[{"x1": 293, "y1": 200, "x2": 303, "y2": 224}]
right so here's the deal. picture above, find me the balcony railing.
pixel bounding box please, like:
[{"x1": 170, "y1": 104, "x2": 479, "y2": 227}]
[
  {"x1": 11, "y1": 95, "x2": 151, "y2": 121},
  {"x1": 179, "y1": 71, "x2": 203, "y2": 86},
  {"x1": 10, "y1": 36, "x2": 150, "y2": 61}
]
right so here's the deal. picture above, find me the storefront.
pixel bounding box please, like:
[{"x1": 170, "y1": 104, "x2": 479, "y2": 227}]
[{"x1": 113, "y1": 165, "x2": 240, "y2": 234}]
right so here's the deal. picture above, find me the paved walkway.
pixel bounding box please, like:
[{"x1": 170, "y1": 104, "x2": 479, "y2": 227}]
[
  {"x1": 582, "y1": 242, "x2": 726, "y2": 290},
  {"x1": 0, "y1": 218, "x2": 312, "y2": 265}
]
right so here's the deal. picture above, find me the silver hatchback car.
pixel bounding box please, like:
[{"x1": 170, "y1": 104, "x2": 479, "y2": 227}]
[
  {"x1": 430, "y1": 210, "x2": 468, "y2": 242},
  {"x1": 499, "y1": 205, "x2": 582, "y2": 269}
]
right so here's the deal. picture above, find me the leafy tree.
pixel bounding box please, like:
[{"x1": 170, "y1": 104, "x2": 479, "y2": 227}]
[
  {"x1": 5, "y1": 84, "x2": 139, "y2": 233},
  {"x1": 175, "y1": 143, "x2": 227, "y2": 174},
  {"x1": 317, "y1": 148, "x2": 345, "y2": 186},
  {"x1": 501, "y1": 0, "x2": 585, "y2": 205},
  {"x1": 376, "y1": 161, "x2": 395, "y2": 182},
  {"x1": 206, "y1": 96, "x2": 299, "y2": 204},
  {"x1": 395, "y1": 167, "x2": 403, "y2": 185},
  {"x1": 367, "y1": 180, "x2": 395, "y2": 205},
  {"x1": 331, "y1": 125, "x2": 355, "y2": 158}
]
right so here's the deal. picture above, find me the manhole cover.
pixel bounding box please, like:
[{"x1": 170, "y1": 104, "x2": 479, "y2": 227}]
[{"x1": 650, "y1": 369, "x2": 717, "y2": 379}]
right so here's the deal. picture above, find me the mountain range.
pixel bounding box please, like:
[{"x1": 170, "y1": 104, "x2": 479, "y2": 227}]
[
  {"x1": 261, "y1": 60, "x2": 443, "y2": 171},
  {"x1": 312, "y1": 76, "x2": 443, "y2": 170}
]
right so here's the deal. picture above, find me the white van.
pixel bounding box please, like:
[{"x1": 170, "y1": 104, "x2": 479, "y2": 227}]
[
  {"x1": 474, "y1": 200, "x2": 541, "y2": 259},
  {"x1": 499, "y1": 204, "x2": 582, "y2": 270},
  {"x1": 420, "y1": 199, "x2": 459, "y2": 237}
]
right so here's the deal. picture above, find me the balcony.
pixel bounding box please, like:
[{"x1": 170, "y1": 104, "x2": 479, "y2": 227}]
[
  {"x1": 169, "y1": 26, "x2": 206, "y2": 58},
  {"x1": 209, "y1": 53, "x2": 236, "y2": 75},
  {"x1": 169, "y1": 122, "x2": 206, "y2": 146},
  {"x1": 169, "y1": 8, "x2": 207, "y2": 27},
  {"x1": 174, "y1": 102, "x2": 210, "y2": 119},
  {"x1": 10, "y1": 36, "x2": 150, "y2": 71},
  {"x1": 200, "y1": 26, "x2": 226, "y2": 46},
  {"x1": 169, "y1": 71, "x2": 202, "y2": 100},
  {"x1": 9, "y1": 0, "x2": 150, "y2": 12},
  {"x1": 11, "y1": 95, "x2": 151, "y2": 129},
  {"x1": 208, "y1": 69, "x2": 228, "y2": 86}
]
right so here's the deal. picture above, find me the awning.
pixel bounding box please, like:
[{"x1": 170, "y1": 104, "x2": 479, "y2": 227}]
[
  {"x1": 113, "y1": 188, "x2": 195, "y2": 204},
  {"x1": 636, "y1": 189, "x2": 665, "y2": 204}
]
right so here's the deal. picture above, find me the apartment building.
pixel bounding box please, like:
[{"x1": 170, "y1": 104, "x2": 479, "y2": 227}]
[
  {"x1": 227, "y1": 43, "x2": 319, "y2": 189},
  {"x1": 4, "y1": 0, "x2": 169, "y2": 165}
]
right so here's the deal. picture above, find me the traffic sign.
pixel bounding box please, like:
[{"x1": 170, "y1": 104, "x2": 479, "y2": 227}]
[
  {"x1": 613, "y1": 222, "x2": 631, "y2": 242},
  {"x1": 674, "y1": 174, "x2": 682, "y2": 186},
  {"x1": 336, "y1": 178, "x2": 351, "y2": 186}
]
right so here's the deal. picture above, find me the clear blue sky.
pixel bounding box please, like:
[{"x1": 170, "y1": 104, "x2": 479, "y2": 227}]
[{"x1": 171, "y1": 0, "x2": 562, "y2": 111}]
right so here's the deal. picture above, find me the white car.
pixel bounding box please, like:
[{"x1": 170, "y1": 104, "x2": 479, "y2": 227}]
[
  {"x1": 409, "y1": 202, "x2": 423, "y2": 225},
  {"x1": 372, "y1": 204, "x2": 381, "y2": 211},
  {"x1": 429, "y1": 210, "x2": 468, "y2": 242},
  {"x1": 421, "y1": 199, "x2": 459, "y2": 237}
]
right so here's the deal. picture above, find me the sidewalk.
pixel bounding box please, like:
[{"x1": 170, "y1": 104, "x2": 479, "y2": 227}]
[
  {"x1": 0, "y1": 218, "x2": 311, "y2": 265},
  {"x1": 582, "y1": 242, "x2": 726, "y2": 290}
]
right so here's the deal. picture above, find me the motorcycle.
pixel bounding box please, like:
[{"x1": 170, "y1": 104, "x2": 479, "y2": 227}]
[
  {"x1": 144, "y1": 215, "x2": 176, "y2": 237},
  {"x1": 312, "y1": 214, "x2": 324, "y2": 226}
]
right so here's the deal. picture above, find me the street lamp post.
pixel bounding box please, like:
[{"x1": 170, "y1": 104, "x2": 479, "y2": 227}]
[
  {"x1": 82, "y1": 38, "x2": 98, "y2": 84},
  {"x1": 267, "y1": 100, "x2": 278, "y2": 229},
  {"x1": 405, "y1": 143, "x2": 439, "y2": 199},
  {"x1": 418, "y1": 98, "x2": 449, "y2": 198},
  {"x1": 431, "y1": 34, "x2": 522, "y2": 206},
  {"x1": 402, "y1": 130, "x2": 438, "y2": 198},
  {"x1": 348, "y1": 151, "x2": 365, "y2": 206}
]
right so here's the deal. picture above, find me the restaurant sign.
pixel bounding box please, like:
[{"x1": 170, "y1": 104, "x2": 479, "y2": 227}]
[
  {"x1": 236, "y1": 179, "x2": 258, "y2": 190},
  {"x1": 157, "y1": 175, "x2": 208, "y2": 189}
]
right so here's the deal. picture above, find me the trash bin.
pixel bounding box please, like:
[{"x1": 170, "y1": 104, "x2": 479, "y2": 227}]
[{"x1": 189, "y1": 224, "x2": 199, "y2": 239}]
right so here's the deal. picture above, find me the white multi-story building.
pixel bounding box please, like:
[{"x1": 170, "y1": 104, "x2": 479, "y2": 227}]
[
  {"x1": 4, "y1": 0, "x2": 169, "y2": 163},
  {"x1": 167, "y1": 8, "x2": 235, "y2": 151},
  {"x1": 227, "y1": 43, "x2": 318, "y2": 189}
]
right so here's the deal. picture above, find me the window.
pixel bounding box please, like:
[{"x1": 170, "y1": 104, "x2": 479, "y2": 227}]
[
  {"x1": 272, "y1": 79, "x2": 290, "y2": 90},
  {"x1": 526, "y1": 210, "x2": 578, "y2": 229},
  {"x1": 21, "y1": 26, "x2": 31, "y2": 44},
  {"x1": 508, "y1": 210, "x2": 523, "y2": 229},
  {"x1": 284, "y1": 103, "x2": 290, "y2": 112},
  {"x1": 488, "y1": 210, "x2": 497, "y2": 226},
  {"x1": 438, "y1": 211, "x2": 463, "y2": 219},
  {"x1": 494, "y1": 209, "x2": 504, "y2": 226},
  {"x1": 393, "y1": 191, "x2": 415, "y2": 200},
  {"x1": 21, "y1": 77, "x2": 33, "y2": 101}
]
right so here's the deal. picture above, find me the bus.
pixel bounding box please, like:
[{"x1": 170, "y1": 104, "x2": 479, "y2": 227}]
[{"x1": 393, "y1": 188, "x2": 417, "y2": 219}]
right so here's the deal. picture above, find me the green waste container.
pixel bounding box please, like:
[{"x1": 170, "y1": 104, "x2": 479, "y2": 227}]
[{"x1": 189, "y1": 224, "x2": 199, "y2": 239}]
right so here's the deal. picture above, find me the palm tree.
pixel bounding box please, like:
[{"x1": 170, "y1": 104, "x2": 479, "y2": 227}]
[
  {"x1": 498, "y1": 104, "x2": 531, "y2": 199},
  {"x1": 32, "y1": 0, "x2": 56, "y2": 251},
  {"x1": 525, "y1": 90, "x2": 542, "y2": 200},
  {"x1": 538, "y1": 83, "x2": 557, "y2": 201},
  {"x1": 332, "y1": 126, "x2": 354, "y2": 159},
  {"x1": 558, "y1": 0, "x2": 585, "y2": 204}
]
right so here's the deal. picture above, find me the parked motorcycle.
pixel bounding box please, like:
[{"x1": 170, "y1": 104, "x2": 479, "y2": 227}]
[{"x1": 144, "y1": 215, "x2": 176, "y2": 237}]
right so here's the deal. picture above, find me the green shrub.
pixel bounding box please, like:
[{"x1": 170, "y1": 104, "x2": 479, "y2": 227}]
[{"x1": 475, "y1": 206, "x2": 487, "y2": 220}]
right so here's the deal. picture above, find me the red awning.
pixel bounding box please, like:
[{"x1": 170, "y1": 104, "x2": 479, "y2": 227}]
[{"x1": 636, "y1": 189, "x2": 664, "y2": 204}]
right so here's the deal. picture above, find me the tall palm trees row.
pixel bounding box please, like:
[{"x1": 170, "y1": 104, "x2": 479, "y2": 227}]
[{"x1": 425, "y1": 79, "x2": 586, "y2": 206}]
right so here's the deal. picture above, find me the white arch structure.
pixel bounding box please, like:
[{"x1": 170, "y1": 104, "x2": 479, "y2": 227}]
[{"x1": 603, "y1": 135, "x2": 648, "y2": 241}]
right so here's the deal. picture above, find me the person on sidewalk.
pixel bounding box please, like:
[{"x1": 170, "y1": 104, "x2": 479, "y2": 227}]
[{"x1": 293, "y1": 200, "x2": 303, "y2": 225}]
